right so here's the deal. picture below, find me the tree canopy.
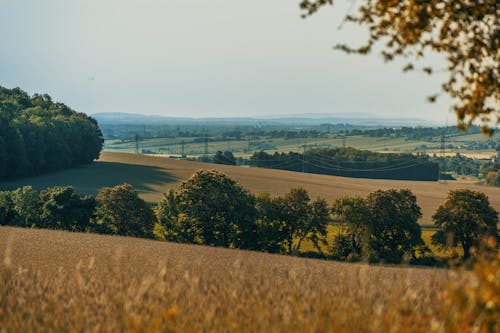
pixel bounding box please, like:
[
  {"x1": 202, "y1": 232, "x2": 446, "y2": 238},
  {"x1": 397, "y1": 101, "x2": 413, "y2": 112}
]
[
  {"x1": 0, "y1": 86, "x2": 103, "y2": 179},
  {"x1": 432, "y1": 189, "x2": 498, "y2": 259},
  {"x1": 95, "y1": 183, "x2": 155, "y2": 238},
  {"x1": 170, "y1": 170, "x2": 257, "y2": 248},
  {"x1": 299, "y1": 1, "x2": 499, "y2": 133}
]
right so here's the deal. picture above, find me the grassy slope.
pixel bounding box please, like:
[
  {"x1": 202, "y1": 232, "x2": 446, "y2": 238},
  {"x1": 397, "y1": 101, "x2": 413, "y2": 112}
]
[
  {"x1": 0, "y1": 226, "x2": 451, "y2": 332},
  {"x1": 1, "y1": 151, "x2": 500, "y2": 226}
]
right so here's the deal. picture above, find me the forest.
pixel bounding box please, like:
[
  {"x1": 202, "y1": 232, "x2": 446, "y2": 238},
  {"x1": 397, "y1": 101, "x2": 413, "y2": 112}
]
[
  {"x1": 0, "y1": 86, "x2": 103, "y2": 179},
  {"x1": 249, "y1": 148, "x2": 439, "y2": 181}
]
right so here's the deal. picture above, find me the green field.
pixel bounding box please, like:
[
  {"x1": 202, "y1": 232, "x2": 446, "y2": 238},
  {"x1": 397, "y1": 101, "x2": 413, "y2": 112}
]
[{"x1": 104, "y1": 132, "x2": 498, "y2": 159}]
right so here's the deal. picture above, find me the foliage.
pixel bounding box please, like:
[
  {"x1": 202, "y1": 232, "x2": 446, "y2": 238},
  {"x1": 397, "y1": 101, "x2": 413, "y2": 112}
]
[
  {"x1": 39, "y1": 186, "x2": 95, "y2": 232},
  {"x1": 155, "y1": 189, "x2": 198, "y2": 243},
  {"x1": 168, "y1": 170, "x2": 257, "y2": 248},
  {"x1": 95, "y1": 183, "x2": 155, "y2": 238},
  {"x1": 9, "y1": 186, "x2": 41, "y2": 227},
  {"x1": 481, "y1": 162, "x2": 500, "y2": 186},
  {"x1": 432, "y1": 189, "x2": 498, "y2": 260},
  {"x1": 367, "y1": 189, "x2": 425, "y2": 263},
  {"x1": 331, "y1": 196, "x2": 371, "y2": 261},
  {"x1": 250, "y1": 147, "x2": 439, "y2": 181},
  {"x1": 276, "y1": 188, "x2": 330, "y2": 255},
  {"x1": 213, "y1": 151, "x2": 236, "y2": 165},
  {"x1": 0, "y1": 86, "x2": 103, "y2": 179},
  {"x1": 253, "y1": 192, "x2": 288, "y2": 253},
  {"x1": 300, "y1": 0, "x2": 499, "y2": 132},
  {"x1": 432, "y1": 153, "x2": 481, "y2": 177}
]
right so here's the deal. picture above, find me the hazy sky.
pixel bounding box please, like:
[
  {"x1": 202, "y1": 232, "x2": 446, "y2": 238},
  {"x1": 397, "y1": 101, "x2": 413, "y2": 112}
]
[{"x1": 0, "y1": 0, "x2": 452, "y2": 122}]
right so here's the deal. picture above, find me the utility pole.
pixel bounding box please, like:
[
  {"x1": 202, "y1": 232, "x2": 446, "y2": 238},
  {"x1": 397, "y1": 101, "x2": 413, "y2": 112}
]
[
  {"x1": 204, "y1": 133, "x2": 209, "y2": 161},
  {"x1": 439, "y1": 125, "x2": 447, "y2": 182},
  {"x1": 302, "y1": 139, "x2": 307, "y2": 173},
  {"x1": 342, "y1": 135, "x2": 346, "y2": 148},
  {"x1": 134, "y1": 134, "x2": 139, "y2": 154}
]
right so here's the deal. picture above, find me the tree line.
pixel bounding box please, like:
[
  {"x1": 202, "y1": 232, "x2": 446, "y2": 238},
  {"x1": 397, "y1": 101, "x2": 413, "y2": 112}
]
[
  {"x1": 0, "y1": 86, "x2": 103, "y2": 179},
  {"x1": 249, "y1": 148, "x2": 439, "y2": 181},
  {"x1": 1, "y1": 170, "x2": 497, "y2": 266}
]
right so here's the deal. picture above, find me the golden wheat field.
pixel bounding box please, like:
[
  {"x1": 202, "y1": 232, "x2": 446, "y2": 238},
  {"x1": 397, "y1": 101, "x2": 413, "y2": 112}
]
[
  {"x1": 2, "y1": 151, "x2": 500, "y2": 226},
  {"x1": 0, "y1": 226, "x2": 457, "y2": 332}
]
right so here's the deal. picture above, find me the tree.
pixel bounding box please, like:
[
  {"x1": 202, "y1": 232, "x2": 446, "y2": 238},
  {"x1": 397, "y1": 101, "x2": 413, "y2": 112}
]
[
  {"x1": 39, "y1": 186, "x2": 95, "y2": 232},
  {"x1": 171, "y1": 170, "x2": 257, "y2": 248},
  {"x1": 432, "y1": 189, "x2": 498, "y2": 259},
  {"x1": 366, "y1": 189, "x2": 424, "y2": 263},
  {"x1": 10, "y1": 186, "x2": 40, "y2": 227},
  {"x1": 299, "y1": 1, "x2": 499, "y2": 133},
  {"x1": 213, "y1": 151, "x2": 236, "y2": 165},
  {"x1": 0, "y1": 85, "x2": 103, "y2": 179},
  {"x1": 253, "y1": 192, "x2": 288, "y2": 253},
  {"x1": 276, "y1": 188, "x2": 329, "y2": 255},
  {"x1": 331, "y1": 196, "x2": 371, "y2": 261},
  {"x1": 95, "y1": 183, "x2": 155, "y2": 238},
  {"x1": 155, "y1": 189, "x2": 198, "y2": 243},
  {"x1": 0, "y1": 191, "x2": 17, "y2": 226}
]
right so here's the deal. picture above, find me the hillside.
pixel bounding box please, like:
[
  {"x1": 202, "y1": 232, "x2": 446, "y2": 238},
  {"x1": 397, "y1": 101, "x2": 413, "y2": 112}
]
[
  {"x1": 1, "y1": 151, "x2": 500, "y2": 226},
  {"x1": 1, "y1": 226, "x2": 451, "y2": 332}
]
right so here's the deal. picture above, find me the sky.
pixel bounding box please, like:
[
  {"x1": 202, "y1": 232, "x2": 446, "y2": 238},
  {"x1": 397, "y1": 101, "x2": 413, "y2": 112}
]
[{"x1": 0, "y1": 0, "x2": 452, "y2": 123}]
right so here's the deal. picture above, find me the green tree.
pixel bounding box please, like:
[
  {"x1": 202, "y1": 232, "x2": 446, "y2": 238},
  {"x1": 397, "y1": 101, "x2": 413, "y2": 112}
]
[
  {"x1": 171, "y1": 170, "x2": 257, "y2": 248},
  {"x1": 432, "y1": 189, "x2": 498, "y2": 260},
  {"x1": 276, "y1": 188, "x2": 329, "y2": 255},
  {"x1": 95, "y1": 183, "x2": 154, "y2": 238},
  {"x1": 331, "y1": 196, "x2": 371, "y2": 261},
  {"x1": 155, "y1": 189, "x2": 198, "y2": 243},
  {"x1": 366, "y1": 189, "x2": 424, "y2": 263},
  {"x1": 39, "y1": 186, "x2": 95, "y2": 232},
  {"x1": 10, "y1": 186, "x2": 40, "y2": 227},
  {"x1": 253, "y1": 192, "x2": 287, "y2": 253},
  {"x1": 299, "y1": 1, "x2": 499, "y2": 132},
  {"x1": 0, "y1": 191, "x2": 17, "y2": 226}
]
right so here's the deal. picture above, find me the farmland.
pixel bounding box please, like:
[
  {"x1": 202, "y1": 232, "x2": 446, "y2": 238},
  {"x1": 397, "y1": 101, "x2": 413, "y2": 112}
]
[
  {"x1": 1, "y1": 226, "x2": 456, "y2": 332},
  {"x1": 1, "y1": 151, "x2": 499, "y2": 227},
  {"x1": 103, "y1": 131, "x2": 499, "y2": 159}
]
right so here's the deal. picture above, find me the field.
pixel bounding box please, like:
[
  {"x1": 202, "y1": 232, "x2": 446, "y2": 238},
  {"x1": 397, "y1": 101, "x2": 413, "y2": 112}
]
[
  {"x1": 1, "y1": 226, "x2": 457, "y2": 332},
  {"x1": 103, "y1": 132, "x2": 498, "y2": 159},
  {"x1": 2, "y1": 151, "x2": 500, "y2": 227}
]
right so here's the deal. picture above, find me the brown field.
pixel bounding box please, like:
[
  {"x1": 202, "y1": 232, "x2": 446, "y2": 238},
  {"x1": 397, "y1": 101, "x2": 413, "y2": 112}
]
[
  {"x1": 1, "y1": 226, "x2": 457, "y2": 332},
  {"x1": 1, "y1": 151, "x2": 500, "y2": 226}
]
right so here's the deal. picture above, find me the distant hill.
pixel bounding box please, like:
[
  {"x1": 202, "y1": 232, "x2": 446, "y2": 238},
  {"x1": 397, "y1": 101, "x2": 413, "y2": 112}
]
[{"x1": 92, "y1": 112, "x2": 439, "y2": 127}]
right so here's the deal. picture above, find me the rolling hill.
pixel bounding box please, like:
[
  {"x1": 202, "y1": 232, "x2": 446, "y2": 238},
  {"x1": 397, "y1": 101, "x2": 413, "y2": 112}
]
[
  {"x1": 1, "y1": 226, "x2": 452, "y2": 332},
  {"x1": 1, "y1": 151, "x2": 500, "y2": 226}
]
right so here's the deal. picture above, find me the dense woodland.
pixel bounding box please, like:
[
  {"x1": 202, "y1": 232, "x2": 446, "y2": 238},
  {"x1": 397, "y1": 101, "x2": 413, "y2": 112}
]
[
  {"x1": 249, "y1": 148, "x2": 439, "y2": 181},
  {"x1": 0, "y1": 86, "x2": 103, "y2": 179}
]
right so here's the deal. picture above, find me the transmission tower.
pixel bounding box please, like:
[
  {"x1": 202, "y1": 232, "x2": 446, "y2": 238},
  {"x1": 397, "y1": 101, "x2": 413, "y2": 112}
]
[
  {"x1": 342, "y1": 135, "x2": 346, "y2": 148},
  {"x1": 302, "y1": 139, "x2": 307, "y2": 173},
  {"x1": 181, "y1": 140, "x2": 185, "y2": 157}
]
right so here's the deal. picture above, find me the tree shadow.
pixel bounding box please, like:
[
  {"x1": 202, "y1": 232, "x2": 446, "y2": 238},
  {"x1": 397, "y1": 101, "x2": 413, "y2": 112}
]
[{"x1": 0, "y1": 161, "x2": 179, "y2": 197}]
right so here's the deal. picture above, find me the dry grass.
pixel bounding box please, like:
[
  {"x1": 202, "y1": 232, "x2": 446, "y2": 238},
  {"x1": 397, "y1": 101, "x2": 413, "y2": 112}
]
[
  {"x1": 1, "y1": 151, "x2": 500, "y2": 226},
  {"x1": 0, "y1": 226, "x2": 461, "y2": 332}
]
